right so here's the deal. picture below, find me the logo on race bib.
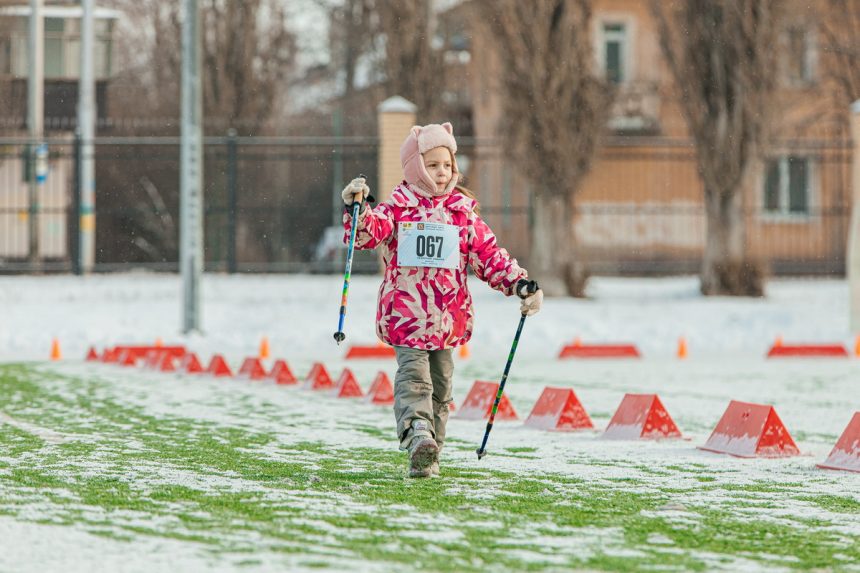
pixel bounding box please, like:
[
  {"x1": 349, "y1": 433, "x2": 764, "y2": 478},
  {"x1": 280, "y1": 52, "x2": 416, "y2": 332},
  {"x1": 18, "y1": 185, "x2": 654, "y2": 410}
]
[{"x1": 417, "y1": 223, "x2": 424, "y2": 230}]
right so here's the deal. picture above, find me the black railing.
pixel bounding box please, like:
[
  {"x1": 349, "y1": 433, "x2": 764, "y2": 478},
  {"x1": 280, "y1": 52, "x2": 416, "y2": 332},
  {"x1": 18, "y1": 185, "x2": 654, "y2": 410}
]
[{"x1": 0, "y1": 136, "x2": 852, "y2": 277}]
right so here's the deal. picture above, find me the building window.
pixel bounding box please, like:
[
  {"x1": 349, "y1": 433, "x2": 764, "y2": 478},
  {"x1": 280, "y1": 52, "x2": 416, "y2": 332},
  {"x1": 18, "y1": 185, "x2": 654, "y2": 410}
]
[
  {"x1": 764, "y1": 156, "x2": 811, "y2": 215},
  {"x1": 4, "y1": 15, "x2": 114, "y2": 80},
  {"x1": 602, "y1": 23, "x2": 626, "y2": 84},
  {"x1": 0, "y1": 37, "x2": 11, "y2": 75},
  {"x1": 43, "y1": 17, "x2": 66, "y2": 77},
  {"x1": 784, "y1": 26, "x2": 815, "y2": 86}
]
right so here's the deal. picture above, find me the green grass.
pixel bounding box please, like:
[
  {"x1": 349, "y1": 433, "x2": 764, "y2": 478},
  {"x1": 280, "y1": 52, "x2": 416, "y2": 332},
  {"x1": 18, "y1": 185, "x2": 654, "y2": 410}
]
[{"x1": 0, "y1": 363, "x2": 859, "y2": 572}]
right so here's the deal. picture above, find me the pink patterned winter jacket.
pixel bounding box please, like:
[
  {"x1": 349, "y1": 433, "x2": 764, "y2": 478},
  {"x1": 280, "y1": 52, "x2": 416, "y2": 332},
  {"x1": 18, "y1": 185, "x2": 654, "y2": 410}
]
[{"x1": 344, "y1": 183, "x2": 527, "y2": 350}]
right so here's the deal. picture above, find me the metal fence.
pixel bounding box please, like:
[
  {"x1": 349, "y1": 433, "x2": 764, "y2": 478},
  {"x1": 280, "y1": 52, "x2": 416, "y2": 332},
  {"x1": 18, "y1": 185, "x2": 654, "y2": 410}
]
[
  {"x1": 0, "y1": 135, "x2": 381, "y2": 273},
  {"x1": 0, "y1": 135, "x2": 853, "y2": 276}
]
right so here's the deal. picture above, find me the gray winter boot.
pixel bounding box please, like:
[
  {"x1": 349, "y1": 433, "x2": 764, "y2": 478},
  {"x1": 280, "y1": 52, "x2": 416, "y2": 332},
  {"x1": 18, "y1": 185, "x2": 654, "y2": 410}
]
[
  {"x1": 429, "y1": 444, "x2": 442, "y2": 476},
  {"x1": 406, "y1": 419, "x2": 438, "y2": 478}
]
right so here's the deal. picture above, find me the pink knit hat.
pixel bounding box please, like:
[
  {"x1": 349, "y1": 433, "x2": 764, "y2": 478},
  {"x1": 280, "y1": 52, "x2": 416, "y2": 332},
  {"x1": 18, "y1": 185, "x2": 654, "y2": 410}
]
[{"x1": 400, "y1": 122, "x2": 460, "y2": 196}]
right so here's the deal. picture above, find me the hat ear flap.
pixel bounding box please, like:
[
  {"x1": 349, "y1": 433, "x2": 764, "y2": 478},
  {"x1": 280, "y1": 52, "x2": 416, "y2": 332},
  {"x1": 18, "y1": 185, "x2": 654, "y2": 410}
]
[
  {"x1": 410, "y1": 125, "x2": 422, "y2": 138},
  {"x1": 441, "y1": 122, "x2": 453, "y2": 134}
]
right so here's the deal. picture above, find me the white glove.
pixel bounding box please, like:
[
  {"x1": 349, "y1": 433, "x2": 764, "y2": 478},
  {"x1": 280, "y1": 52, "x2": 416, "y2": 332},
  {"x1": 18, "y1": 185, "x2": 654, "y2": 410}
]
[
  {"x1": 515, "y1": 279, "x2": 543, "y2": 316},
  {"x1": 520, "y1": 289, "x2": 543, "y2": 316},
  {"x1": 341, "y1": 177, "x2": 370, "y2": 205}
]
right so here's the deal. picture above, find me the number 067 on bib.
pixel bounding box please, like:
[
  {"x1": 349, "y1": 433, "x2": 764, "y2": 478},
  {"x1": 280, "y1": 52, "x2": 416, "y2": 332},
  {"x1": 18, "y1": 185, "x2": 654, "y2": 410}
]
[{"x1": 397, "y1": 221, "x2": 459, "y2": 269}]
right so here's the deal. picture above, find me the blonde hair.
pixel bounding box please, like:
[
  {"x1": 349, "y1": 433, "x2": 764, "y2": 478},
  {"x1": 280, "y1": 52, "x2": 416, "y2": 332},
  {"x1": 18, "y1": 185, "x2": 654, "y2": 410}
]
[{"x1": 456, "y1": 185, "x2": 480, "y2": 216}]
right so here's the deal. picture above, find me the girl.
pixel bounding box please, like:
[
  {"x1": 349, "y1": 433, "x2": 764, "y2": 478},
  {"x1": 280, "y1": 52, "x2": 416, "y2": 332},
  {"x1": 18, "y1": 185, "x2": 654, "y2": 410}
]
[{"x1": 342, "y1": 122, "x2": 543, "y2": 478}]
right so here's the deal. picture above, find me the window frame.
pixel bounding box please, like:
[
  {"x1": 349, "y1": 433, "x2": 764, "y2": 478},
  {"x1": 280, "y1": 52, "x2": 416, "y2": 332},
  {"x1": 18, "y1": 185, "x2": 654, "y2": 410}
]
[
  {"x1": 594, "y1": 13, "x2": 636, "y2": 86},
  {"x1": 782, "y1": 24, "x2": 818, "y2": 87},
  {"x1": 760, "y1": 155, "x2": 817, "y2": 222}
]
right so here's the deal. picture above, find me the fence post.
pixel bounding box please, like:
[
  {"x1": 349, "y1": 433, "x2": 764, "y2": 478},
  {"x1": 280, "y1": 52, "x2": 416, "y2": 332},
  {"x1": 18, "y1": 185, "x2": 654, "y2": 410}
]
[
  {"x1": 332, "y1": 108, "x2": 344, "y2": 228},
  {"x1": 849, "y1": 100, "x2": 860, "y2": 333},
  {"x1": 71, "y1": 131, "x2": 82, "y2": 275},
  {"x1": 226, "y1": 128, "x2": 238, "y2": 274}
]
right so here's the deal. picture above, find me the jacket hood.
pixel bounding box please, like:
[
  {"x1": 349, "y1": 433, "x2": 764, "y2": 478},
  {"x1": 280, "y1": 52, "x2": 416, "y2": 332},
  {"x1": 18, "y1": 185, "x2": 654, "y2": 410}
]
[{"x1": 399, "y1": 122, "x2": 460, "y2": 197}]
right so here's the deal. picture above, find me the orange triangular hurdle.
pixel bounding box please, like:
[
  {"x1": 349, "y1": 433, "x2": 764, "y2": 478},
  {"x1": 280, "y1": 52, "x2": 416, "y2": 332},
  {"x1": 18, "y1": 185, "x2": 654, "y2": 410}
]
[
  {"x1": 365, "y1": 371, "x2": 394, "y2": 405},
  {"x1": 332, "y1": 368, "x2": 363, "y2": 398},
  {"x1": 268, "y1": 360, "x2": 297, "y2": 385},
  {"x1": 101, "y1": 347, "x2": 120, "y2": 363},
  {"x1": 767, "y1": 343, "x2": 849, "y2": 358},
  {"x1": 157, "y1": 352, "x2": 177, "y2": 372},
  {"x1": 85, "y1": 346, "x2": 99, "y2": 361},
  {"x1": 525, "y1": 387, "x2": 593, "y2": 431},
  {"x1": 558, "y1": 342, "x2": 640, "y2": 359},
  {"x1": 206, "y1": 355, "x2": 233, "y2": 377},
  {"x1": 699, "y1": 400, "x2": 799, "y2": 458},
  {"x1": 603, "y1": 394, "x2": 682, "y2": 440},
  {"x1": 120, "y1": 349, "x2": 138, "y2": 367},
  {"x1": 180, "y1": 353, "x2": 204, "y2": 374},
  {"x1": 345, "y1": 344, "x2": 396, "y2": 359},
  {"x1": 237, "y1": 357, "x2": 268, "y2": 380},
  {"x1": 304, "y1": 363, "x2": 334, "y2": 390},
  {"x1": 455, "y1": 381, "x2": 518, "y2": 421},
  {"x1": 141, "y1": 350, "x2": 159, "y2": 369},
  {"x1": 112, "y1": 348, "x2": 127, "y2": 365},
  {"x1": 817, "y1": 412, "x2": 860, "y2": 473}
]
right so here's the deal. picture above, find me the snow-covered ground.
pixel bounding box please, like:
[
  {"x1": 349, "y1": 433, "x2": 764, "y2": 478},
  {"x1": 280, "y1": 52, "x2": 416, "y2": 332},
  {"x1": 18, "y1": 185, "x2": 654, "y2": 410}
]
[
  {"x1": 1, "y1": 273, "x2": 859, "y2": 572},
  {"x1": 1, "y1": 273, "x2": 858, "y2": 459},
  {"x1": 0, "y1": 272, "x2": 856, "y2": 363}
]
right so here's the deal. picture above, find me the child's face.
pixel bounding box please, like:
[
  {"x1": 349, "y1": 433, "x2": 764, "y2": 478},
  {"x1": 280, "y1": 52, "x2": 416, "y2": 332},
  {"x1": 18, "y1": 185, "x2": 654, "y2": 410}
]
[{"x1": 422, "y1": 146, "x2": 453, "y2": 192}]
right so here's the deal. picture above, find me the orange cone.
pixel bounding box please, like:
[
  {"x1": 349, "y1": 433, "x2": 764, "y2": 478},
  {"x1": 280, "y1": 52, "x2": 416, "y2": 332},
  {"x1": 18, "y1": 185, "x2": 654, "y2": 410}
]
[
  {"x1": 854, "y1": 336, "x2": 860, "y2": 358},
  {"x1": 677, "y1": 337, "x2": 688, "y2": 359},
  {"x1": 774, "y1": 335, "x2": 783, "y2": 348},
  {"x1": 154, "y1": 338, "x2": 163, "y2": 348},
  {"x1": 259, "y1": 336, "x2": 270, "y2": 360},
  {"x1": 573, "y1": 336, "x2": 582, "y2": 347},
  {"x1": 50, "y1": 338, "x2": 62, "y2": 361},
  {"x1": 458, "y1": 343, "x2": 470, "y2": 359}
]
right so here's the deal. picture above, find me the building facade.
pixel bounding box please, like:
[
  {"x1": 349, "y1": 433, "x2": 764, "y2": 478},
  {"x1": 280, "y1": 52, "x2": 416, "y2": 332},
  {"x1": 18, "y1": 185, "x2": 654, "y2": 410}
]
[{"x1": 467, "y1": 0, "x2": 854, "y2": 275}]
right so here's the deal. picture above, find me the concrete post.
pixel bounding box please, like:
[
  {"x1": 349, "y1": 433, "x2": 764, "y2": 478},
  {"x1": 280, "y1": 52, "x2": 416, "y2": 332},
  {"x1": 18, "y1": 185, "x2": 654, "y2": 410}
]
[
  {"x1": 849, "y1": 100, "x2": 860, "y2": 333},
  {"x1": 78, "y1": 0, "x2": 96, "y2": 272},
  {"x1": 377, "y1": 96, "x2": 417, "y2": 202},
  {"x1": 27, "y1": 0, "x2": 43, "y2": 265},
  {"x1": 180, "y1": 0, "x2": 203, "y2": 333}
]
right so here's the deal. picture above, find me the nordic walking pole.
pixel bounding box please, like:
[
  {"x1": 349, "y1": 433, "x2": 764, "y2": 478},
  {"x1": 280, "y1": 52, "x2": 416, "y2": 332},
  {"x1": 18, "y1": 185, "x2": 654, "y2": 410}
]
[
  {"x1": 476, "y1": 279, "x2": 538, "y2": 460},
  {"x1": 334, "y1": 174, "x2": 368, "y2": 345}
]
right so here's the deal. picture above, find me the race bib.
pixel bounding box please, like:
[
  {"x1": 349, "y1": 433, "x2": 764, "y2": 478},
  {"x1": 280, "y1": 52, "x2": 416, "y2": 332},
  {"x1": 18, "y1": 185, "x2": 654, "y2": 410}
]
[{"x1": 397, "y1": 221, "x2": 459, "y2": 269}]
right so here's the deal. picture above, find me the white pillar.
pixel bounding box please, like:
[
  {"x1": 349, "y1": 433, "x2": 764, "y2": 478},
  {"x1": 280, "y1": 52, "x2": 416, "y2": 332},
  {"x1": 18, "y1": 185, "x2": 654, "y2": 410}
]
[
  {"x1": 180, "y1": 0, "x2": 203, "y2": 333},
  {"x1": 27, "y1": 0, "x2": 43, "y2": 264},
  {"x1": 78, "y1": 0, "x2": 96, "y2": 272},
  {"x1": 377, "y1": 96, "x2": 417, "y2": 202},
  {"x1": 849, "y1": 100, "x2": 860, "y2": 333}
]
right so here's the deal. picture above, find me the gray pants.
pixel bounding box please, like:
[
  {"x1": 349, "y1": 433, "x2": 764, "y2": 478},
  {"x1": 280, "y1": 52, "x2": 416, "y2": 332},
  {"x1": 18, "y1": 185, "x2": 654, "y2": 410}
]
[{"x1": 393, "y1": 346, "x2": 454, "y2": 449}]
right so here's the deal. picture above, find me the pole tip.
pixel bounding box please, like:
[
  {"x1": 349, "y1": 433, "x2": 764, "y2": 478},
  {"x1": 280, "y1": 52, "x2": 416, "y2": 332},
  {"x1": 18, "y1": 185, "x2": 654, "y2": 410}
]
[
  {"x1": 334, "y1": 331, "x2": 345, "y2": 345},
  {"x1": 476, "y1": 448, "x2": 486, "y2": 460}
]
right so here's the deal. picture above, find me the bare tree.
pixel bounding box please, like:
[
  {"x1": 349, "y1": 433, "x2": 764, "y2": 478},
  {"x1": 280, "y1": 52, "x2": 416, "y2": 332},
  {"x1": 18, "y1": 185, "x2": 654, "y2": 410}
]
[
  {"x1": 326, "y1": 0, "x2": 374, "y2": 100},
  {"x1": 201, "y1": 0, "x2": 296, "y2": 133},
  {"x1": 651, "y1": 0, "x2": 783, "y2": 296},
  {"x1": 372, "y1": 0, "x2": 446, "y2": 121},
  {"x1": 97, "y1": 0, "x2": 298, "y2": 264},
  {"x1": 109, "y1": 0, "x2": 296, "y2": 134},
  {"x1": 819, "y1": 0, "x2": 860, "y2": 109},
  {"x1": 474, "y1": 0, "x2": 612, "y2": 296}
]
